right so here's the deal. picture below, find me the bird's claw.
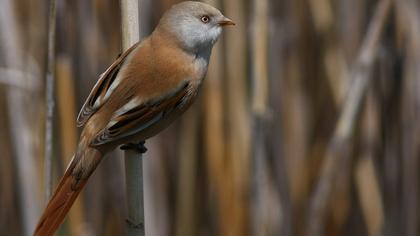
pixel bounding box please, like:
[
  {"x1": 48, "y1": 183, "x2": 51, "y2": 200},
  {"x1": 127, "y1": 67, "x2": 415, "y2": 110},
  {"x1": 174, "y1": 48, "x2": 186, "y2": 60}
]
[{"x1": 120, "y1": 141, "x2": 147, "y2": 154}]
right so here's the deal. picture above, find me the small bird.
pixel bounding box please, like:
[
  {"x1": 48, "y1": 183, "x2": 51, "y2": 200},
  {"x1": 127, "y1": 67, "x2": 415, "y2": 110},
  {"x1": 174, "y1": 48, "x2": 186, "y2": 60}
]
[{"x1": 34, "y1": 1, "x2": 234, "y2": 235}]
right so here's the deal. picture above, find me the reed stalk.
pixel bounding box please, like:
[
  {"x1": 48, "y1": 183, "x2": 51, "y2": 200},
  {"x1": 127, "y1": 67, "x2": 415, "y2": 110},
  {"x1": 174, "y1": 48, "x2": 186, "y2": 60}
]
[{"x1": 120, "y1": 0, "x2": 144, "y2": 235}]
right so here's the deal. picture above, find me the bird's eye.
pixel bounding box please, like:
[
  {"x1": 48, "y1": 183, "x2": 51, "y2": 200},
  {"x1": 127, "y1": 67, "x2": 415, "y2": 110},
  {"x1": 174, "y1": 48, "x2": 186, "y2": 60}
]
[{"x1": 201, "y1": 15, "x2": 210, "y2": 23}]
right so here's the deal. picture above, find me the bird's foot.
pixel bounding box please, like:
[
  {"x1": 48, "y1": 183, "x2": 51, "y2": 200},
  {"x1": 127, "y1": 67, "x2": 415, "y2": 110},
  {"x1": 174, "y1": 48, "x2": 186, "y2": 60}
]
[
  {"x1": 126, "y1": 218, "x2": 144, "y2": 229},
  {"x1": 120, "y1": 141, "x2": 147, "y2": 154}
]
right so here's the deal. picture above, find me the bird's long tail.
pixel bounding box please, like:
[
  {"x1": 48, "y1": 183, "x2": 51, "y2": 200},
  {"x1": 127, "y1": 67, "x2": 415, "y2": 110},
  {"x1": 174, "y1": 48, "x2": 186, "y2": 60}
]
[{"x1": 34, "y1": 142, "x2": 103, "y2": 236}]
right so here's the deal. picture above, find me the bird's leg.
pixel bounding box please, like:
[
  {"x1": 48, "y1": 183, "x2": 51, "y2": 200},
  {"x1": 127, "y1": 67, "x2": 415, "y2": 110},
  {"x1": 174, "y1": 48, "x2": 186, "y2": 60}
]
[{"x1": 120, "y1": 140, "x2": 147, "y2": 154}]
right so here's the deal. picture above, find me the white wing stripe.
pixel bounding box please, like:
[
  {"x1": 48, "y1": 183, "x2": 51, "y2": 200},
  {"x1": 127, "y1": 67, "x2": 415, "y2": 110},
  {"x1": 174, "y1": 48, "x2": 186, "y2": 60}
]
[{"x1": 111, "y1": 96, "x2": 143, "y2": 119}]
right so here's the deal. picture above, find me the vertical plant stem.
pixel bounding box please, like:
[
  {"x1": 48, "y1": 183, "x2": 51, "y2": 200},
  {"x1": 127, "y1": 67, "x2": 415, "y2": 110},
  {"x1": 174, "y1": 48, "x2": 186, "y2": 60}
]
[
  {"x1": 306, "y1": 0, "x2": 392, "y2": 235},
  {"x1": 1, "y1": 0, "x2": 42, "y2": 233},
  {"x1": 56, "y1": 58, "x2": 85, "y2": 235},
  {"x1": 120, "y1": 0, "x2": 143, "y2": 235},
  {"x1": 124, "y1": 148, "x2": 145, "y2": 236},
  {"x1": 223, "y1": 0, "x2": 251, "y2": 234},
  {"x1": 121, "y1": 0, "x2": 140, "y2": 50},
  {"x1": 44, "y1": 0, "x2": 57, "y2": 203},
  {"x1": 251, "y1": 0, "x2": 282, "y2": 235}
]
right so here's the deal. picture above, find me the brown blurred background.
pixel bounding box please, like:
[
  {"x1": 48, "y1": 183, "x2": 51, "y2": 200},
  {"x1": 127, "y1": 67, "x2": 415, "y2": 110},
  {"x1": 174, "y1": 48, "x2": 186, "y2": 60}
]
[{"x1": 0, "y1": 0, "x2": 418, "y2": 235}]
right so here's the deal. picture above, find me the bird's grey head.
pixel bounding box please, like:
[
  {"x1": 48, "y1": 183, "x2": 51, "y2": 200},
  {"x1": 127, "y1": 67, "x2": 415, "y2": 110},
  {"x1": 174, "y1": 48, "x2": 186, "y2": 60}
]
[{"x1": 158, "y1": 1, "x2": 234, "y2": 57}]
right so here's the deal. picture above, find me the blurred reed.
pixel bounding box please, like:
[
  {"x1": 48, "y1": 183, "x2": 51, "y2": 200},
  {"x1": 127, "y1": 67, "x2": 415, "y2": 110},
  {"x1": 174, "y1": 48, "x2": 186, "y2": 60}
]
[
  {"x1": 1, "y1": 0, "x2": 420, "y2": 236},
  {"x1": 44, "y1": 0, "x2": 56, "y2": 203}
]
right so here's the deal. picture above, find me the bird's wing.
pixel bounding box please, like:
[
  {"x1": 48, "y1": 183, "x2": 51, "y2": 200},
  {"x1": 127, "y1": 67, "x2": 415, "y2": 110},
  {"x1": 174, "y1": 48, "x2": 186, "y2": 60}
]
[
  {"x1": 91, "y1": 80, "x2": 191, "y2": 146},
  {"x1": 76, "y1": 42, "x2": 140, "y2": 127}
]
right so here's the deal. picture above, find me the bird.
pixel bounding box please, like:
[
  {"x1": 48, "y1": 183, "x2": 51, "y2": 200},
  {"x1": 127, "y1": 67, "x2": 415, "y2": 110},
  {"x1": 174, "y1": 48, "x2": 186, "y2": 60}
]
[{"x1": 34, "y1": 1, "x2": 234, "y2": 235}]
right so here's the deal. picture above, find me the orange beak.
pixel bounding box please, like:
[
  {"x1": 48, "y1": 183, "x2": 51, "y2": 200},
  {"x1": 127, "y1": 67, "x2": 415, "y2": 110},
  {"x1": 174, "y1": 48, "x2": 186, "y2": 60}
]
[{"x1": 218, "y1": 17, "x2": 235, "y2": 26}]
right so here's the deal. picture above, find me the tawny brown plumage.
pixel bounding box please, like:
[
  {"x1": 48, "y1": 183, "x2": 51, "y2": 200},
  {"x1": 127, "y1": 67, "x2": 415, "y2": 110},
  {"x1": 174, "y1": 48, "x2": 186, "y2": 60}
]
[{"x1": 34, "y1": 1, "x2": 234, "y2": 235}]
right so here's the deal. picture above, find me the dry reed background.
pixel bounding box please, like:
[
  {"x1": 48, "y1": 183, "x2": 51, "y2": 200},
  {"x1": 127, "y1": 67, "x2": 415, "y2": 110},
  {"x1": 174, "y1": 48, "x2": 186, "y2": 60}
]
[{"x1": 0, "y1": 0, "x2": 419, "y2": 235}]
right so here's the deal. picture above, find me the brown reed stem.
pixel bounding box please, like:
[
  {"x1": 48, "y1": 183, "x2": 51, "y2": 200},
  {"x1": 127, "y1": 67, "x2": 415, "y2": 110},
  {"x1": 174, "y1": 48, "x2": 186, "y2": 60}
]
[{"x1": 306, "y1": 0, "x2": 393, "y2": 235}]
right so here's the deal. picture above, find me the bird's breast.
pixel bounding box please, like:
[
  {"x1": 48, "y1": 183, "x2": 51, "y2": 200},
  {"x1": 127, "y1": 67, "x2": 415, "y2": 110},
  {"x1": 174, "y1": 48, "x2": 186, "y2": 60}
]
[{"x1": 193, "y1": 56, "x2": 209, "y2": 81}]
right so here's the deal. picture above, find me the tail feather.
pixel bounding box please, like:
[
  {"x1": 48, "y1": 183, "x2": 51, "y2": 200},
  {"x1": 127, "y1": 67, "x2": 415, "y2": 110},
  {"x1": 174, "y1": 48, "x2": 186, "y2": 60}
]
[{"x1": 34, "y1": 146, "x2": 102, "y2": 236}]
